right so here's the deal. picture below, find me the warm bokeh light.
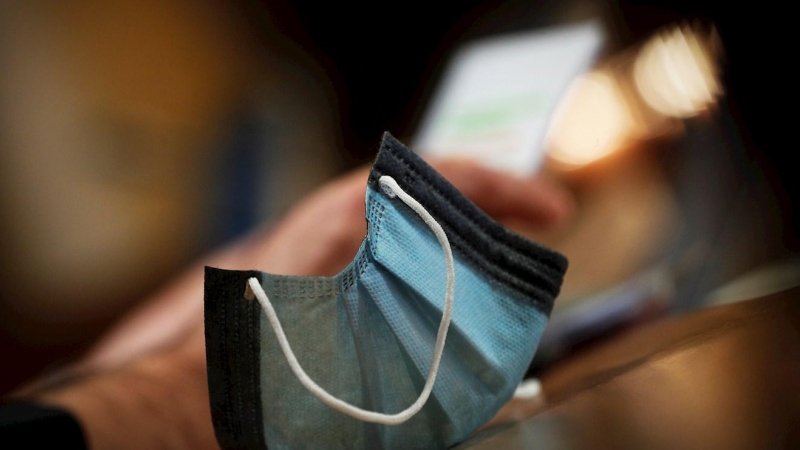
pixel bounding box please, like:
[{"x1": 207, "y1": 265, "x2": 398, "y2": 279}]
[
  {"x1": 633, "y1": 24, "x2": 722, "y2": 118},
  {"x1": 547, "y1": 22, "x2": 723, "y2": 169},
  {"x1": 546, "y1": 71, "x2": 640, "y2": 167}
]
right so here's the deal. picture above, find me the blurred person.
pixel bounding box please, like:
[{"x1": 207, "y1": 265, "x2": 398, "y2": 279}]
[{"x1": 0, "y1": 157, "x2": 573, "y2": 449}]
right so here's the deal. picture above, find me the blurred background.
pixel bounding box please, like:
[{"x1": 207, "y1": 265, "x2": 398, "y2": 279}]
[{"x1": 0, "y1": 0, "x2": 797, "y2": 397}]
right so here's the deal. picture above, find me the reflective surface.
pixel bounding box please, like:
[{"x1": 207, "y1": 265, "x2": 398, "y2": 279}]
[{"x1": 461, "y1": 288, "x2": 800, "y2": 449}]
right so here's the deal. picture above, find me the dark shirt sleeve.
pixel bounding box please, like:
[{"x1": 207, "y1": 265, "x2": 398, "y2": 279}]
[{"x1": 0, "y1": 401, "x2": 87, "y2": 449}]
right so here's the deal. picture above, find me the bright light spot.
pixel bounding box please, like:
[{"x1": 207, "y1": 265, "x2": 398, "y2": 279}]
[
  {"x1": 547, "y1": 71, "x2": 639, "y2": 167},
  {"x1": 634, "y1": 24, "x2": 722, "y2": 118}
]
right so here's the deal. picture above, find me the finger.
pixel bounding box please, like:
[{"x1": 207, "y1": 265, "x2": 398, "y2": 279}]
[{"x1": 431, "y1": 160, "x2": 575, "y2": 228}]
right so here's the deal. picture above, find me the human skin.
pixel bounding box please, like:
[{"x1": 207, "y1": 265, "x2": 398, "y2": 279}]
[{"x1": 28, "y1": 160, "x2": 573, "y2": 449}]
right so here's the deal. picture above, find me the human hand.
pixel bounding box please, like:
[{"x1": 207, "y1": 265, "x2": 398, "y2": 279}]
[
  {"x1": 31, "y1": 160, "x2": 573, "y2": 449},
  {"x1": 81, "y1": 160, "x2": 573, "y2": 372}
]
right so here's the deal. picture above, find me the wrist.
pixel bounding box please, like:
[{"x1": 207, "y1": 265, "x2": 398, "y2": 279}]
[{"x1": 36, "y1": 349, "x2": 214, "y2": 450}]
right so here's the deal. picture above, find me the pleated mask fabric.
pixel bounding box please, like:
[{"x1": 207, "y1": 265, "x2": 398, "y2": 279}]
[{"x1": 204, "y1": 133, "x2": 567, "y2": 450}]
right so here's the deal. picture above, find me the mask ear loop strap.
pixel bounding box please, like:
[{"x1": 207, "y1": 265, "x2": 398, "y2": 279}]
[{"x1": 246, "y1": 174, "x2": 455, "y2": 426}]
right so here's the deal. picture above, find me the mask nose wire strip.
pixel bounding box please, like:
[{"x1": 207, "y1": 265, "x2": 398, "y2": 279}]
[{"x1": 246, "y1": 174, "x2": 455, "y2": 426}]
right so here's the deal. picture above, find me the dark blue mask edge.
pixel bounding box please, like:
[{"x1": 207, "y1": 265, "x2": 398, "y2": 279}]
[
  {"x1": 368, "y1": 132, "x2": 567, "y2": 315},
  {"x1": 205, "y1": 267, "x2": 268, "y2": 450}
]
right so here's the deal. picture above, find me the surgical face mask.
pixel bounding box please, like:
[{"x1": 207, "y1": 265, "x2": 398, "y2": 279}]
[{"x1": 204, "y1": 133, "x2": 567, "y2": 450}]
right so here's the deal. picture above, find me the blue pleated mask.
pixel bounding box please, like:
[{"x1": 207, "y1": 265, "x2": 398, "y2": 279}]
[{"x1": 204, "y1": 133, "x2": 567, "y2": 450}]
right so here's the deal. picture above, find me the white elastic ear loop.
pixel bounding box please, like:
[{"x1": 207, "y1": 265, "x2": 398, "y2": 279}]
[{"x1": 246, "y1": 174, "x2": 455, "y2": 426}]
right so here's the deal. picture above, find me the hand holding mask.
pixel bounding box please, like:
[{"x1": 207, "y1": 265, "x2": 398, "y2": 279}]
[{"x1": 205, "y1": 134, "x2": 568, "y2": 449}]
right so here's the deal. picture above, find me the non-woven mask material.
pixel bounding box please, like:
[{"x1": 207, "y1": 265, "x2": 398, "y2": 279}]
[{"x1": 204, "y1": 133, "x2": 568, "y2": 449}]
